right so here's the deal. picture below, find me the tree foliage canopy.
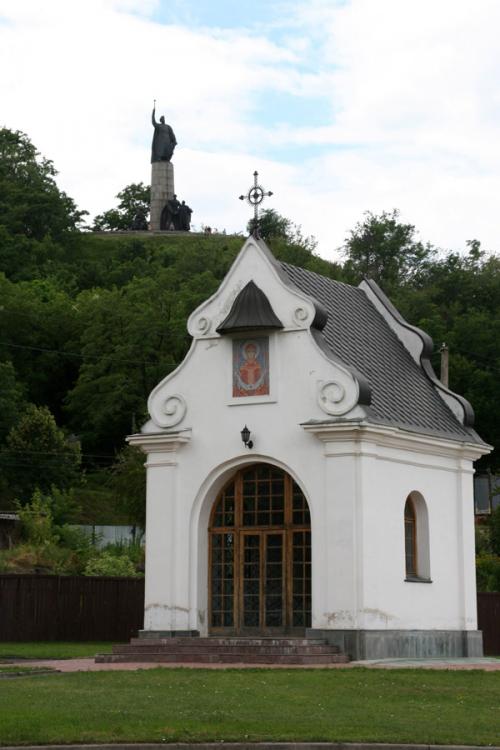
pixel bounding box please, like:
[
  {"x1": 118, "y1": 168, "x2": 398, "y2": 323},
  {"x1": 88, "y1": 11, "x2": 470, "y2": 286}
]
[
  {"x1": 0, "y1": 128, "x2": 86, "y2": 240},
  {"x1": 93, "y1": 182, "x2": 150, "y2": 231},
  {"x1": 342, "y1": 209, "x2": 435, "y2": 291},
  {"x1": 1, "y1": 405, "x2": 81, "y2": 504}
]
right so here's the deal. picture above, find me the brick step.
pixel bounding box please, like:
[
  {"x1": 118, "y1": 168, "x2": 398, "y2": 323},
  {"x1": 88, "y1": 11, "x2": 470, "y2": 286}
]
[
  {"x1": 96, "y1": 651, "x2": 349, "y2": 665},
  {"x1": 113, "y1": 644, "x2": 340, "y2": 656}
]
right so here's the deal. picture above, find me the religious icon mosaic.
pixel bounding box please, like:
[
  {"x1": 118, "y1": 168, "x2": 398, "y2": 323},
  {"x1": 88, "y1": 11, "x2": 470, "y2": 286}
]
[{"x1": 232, "y1": 337, "x2": 269, "y2": 398}]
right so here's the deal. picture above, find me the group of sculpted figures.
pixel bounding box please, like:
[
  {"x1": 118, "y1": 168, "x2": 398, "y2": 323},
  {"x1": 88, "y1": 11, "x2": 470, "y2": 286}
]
[{"x1": 160, "y1": 194, "x2": 192, "y2": 231}]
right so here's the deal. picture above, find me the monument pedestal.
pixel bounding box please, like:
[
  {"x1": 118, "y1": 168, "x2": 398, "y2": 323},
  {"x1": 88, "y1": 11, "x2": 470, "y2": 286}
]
[{"x1": 150, "y1": 161, "x2": 175, "y2": 231}]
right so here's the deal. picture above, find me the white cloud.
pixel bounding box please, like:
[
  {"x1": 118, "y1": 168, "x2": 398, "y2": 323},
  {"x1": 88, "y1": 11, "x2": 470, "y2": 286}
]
[{"x1": 1, "y1": 0, "x2": 499, "y2": 259}]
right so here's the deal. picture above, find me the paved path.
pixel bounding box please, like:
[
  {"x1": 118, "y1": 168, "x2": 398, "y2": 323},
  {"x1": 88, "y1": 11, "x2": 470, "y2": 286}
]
[
  {"x1": 3, "y1": 656, "x2": 500, "y2": 672},
  {"x1": 2, "y1": 744, "x2": 500, "y2": 750}
]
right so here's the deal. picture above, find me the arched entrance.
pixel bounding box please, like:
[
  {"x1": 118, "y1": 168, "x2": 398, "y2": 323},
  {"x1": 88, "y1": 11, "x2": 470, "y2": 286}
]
[{"x1": 208, "y1": 464, "x2": 311, "y2": 634}]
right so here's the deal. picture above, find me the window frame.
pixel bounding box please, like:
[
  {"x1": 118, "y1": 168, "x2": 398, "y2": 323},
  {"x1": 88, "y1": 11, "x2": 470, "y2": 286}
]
[{"x1": 404, "y1": 492, "x2": 432, "y2": 584}]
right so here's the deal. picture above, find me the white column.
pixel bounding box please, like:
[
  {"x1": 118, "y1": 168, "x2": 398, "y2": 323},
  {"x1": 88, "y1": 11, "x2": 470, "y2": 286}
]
[
  {"x1": 322, "y1": 437, "x2": 363, "y2": 629},
  {"x1": 305, "y1": 424, "x2": 365, "y2": 631},
  {"x1": 128, "y1": 432, "x2": 190, "y2": 632},
  {"x1": 456, "y1": 457, "x2": 478, "y2": 630}
]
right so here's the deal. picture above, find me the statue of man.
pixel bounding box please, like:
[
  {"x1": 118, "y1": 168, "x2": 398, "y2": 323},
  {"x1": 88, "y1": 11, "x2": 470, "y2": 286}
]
[
  {"x1": 179, "y1": 200, "x2": 193, "y2": 231},
  {"x1": 160, "y1": 194, "x2": 182, "y2": 230},
  {"x1": 151, "y1": 106, "x2": 177, "y2": 163}
]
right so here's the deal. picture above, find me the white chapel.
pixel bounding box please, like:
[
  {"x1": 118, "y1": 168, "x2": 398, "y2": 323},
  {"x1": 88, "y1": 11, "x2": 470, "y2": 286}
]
[{"x1": 127, "y1": 235, "x2": 490, "y2": 661}]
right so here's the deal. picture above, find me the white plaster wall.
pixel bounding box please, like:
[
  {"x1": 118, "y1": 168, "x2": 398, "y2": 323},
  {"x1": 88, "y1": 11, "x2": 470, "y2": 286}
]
[{"x1": 358, "y1": 445, "x2": 478, "y2": 630}]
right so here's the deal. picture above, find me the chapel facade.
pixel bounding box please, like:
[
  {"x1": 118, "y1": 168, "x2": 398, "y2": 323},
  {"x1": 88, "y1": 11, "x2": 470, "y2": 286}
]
[{"x1": 129, "y1": 236, "x2": 490, "y2": 660}]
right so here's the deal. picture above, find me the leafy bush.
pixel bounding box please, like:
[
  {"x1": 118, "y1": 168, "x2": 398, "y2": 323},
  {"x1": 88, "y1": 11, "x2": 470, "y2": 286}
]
[
  {"x1": 103, "y1": 539, "x2": 145, "y2": 568},
  {"x1": 476, "y1": 553, "x2": 500, "y2": 592},
  {"x1": 490, "y1": 505, "x2": 500, "y2": 556},
  {"x1": 16, "y1": 489, "x2": 56, "y2": 545},
  {"x1": 83, "y1": 551, "x2": 140, "y2": 577},
  {"x1": 475, "y1": 524, "x2": 492, "y2": 555},
  {"x1": 0, "y1": 488, "x2": 93, "y2": 575},
  {"x1": 0, "y1": 542, "x2": 80, "y2": 575}
]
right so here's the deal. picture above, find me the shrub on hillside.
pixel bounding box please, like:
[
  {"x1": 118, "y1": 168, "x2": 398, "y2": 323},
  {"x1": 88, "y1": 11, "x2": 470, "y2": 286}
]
[
  {"x1": 83, "y1": 551, "x2": 140, "y2": 577},
  {"x1": 476, "y1": 553, "x2": 500, "y2": 592}
]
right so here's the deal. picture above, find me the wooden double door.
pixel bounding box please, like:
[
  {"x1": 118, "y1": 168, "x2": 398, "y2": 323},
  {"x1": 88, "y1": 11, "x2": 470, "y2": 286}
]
[{"x1": 209, "y1": 464, "x2": 311, "y2": 634}]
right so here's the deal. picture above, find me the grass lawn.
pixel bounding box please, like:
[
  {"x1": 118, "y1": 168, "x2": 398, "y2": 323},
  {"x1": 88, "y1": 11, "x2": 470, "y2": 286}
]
[
  {"x1": 0, "y1": 641, "x2": 113, "y2": 660},
  {"x1": 0, "y1": 667, "x2": 499, "y2": 746},
  {"x1": 0, "y1": 665, "x2": 56, "y2": 675}
]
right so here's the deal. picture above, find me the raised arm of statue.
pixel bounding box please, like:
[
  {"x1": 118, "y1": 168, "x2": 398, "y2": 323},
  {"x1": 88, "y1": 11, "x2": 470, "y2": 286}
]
[{"x1": 152, "y1": 108, "x2": 157, "y2": 127}]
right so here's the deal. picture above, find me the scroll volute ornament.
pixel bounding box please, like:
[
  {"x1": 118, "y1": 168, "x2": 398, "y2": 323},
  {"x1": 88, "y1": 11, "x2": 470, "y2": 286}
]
[{"x1": 150, "y1": 393, "x2": 187, "y2": 428}]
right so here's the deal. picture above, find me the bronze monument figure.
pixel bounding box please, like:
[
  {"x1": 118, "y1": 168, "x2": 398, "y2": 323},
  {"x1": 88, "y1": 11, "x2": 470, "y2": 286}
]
[
  {"x1": 151, "y1": 104, "x2": 177, "y2": 163},
  {"x1": 160, "y1": 194, "x2": 181, "y2": 230},
  {"x1": 179, "y1": 200, "x2": 193, "y2": 231}
]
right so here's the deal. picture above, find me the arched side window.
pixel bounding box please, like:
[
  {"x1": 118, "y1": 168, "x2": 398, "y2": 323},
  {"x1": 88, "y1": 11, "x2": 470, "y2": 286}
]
[
  {"x1": 404, "y1": 492, "x2": 431, "y2": 582},
  {"x1": 404, "y1": 497, "x2": 417, "y2": 576}
]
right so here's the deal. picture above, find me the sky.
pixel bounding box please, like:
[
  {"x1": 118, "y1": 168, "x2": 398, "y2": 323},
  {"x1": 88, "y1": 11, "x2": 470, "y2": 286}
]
[{"x1": 1, "y1": 0, "x2": 499, "y2": 261}]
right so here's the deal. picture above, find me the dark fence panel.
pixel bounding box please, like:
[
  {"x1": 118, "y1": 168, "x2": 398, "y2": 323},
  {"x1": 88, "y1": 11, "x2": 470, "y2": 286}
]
[
  {"x1": 477, "y1": 592, "x2": 500, "y2": 656},
  {"x1": 1, "y1": 575, "x2": 498, "y2": 651},
  {"x1": 0, "y1": 574, "x2": 144, "y2": 642}
]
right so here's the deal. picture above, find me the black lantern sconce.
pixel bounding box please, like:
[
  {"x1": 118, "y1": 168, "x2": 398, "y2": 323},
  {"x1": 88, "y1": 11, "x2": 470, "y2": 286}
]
[{"x1": 241, "y1": 425, "x2": 253, "y2": 449}]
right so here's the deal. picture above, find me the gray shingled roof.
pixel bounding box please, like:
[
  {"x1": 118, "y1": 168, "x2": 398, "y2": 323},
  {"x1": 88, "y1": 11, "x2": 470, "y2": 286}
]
[{"x1": 281, "y1": 262, "x2": 483, "y2": 445}]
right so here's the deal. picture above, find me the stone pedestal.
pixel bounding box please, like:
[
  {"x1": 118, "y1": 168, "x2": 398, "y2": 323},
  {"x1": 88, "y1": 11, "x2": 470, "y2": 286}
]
[{"x1": 150, "y1": 161, "x2": 175, "y2": 231}]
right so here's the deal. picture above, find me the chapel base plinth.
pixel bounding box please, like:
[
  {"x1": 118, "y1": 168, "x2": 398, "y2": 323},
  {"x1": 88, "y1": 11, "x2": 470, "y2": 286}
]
[
  {"x1": 307, "y1": 629, "x2": 484, "y2": 660},
  {"x1": 150, "y1": 161, "x2": 175, "y2": 231}
]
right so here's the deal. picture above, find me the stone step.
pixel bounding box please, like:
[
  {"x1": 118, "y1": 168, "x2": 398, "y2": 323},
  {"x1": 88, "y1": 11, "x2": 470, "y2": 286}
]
[
  {"x1": 96, "y1": 651, "x2": 350, "y2": 665},
  {"x1": 96, "y1": 636, "x2": 349, "y2": 665},
  {"x1": 130, "y1": 637, "x2": 326, "y2": 647},
  {"x1": 114, "y1": 642, "x2": 340, "y2": 655}
]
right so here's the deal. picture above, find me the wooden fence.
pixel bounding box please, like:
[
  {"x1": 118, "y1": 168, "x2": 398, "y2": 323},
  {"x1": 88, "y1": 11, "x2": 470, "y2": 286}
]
[
  {"x1": 0, "y1": 575, "x2": 498, "y2": 652},
  {"x1": 477, "y1": 592, "x2": 500, "y2": 656},
  {"x1": 0, "y1": 574, "x2": 144, "y2": 642}
]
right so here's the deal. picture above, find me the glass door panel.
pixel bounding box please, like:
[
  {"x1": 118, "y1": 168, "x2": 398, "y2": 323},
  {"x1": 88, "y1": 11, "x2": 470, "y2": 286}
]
[
  {"x1": 242, "y1": 533, "x2": 261, "y2": 628},
  {"x1": 264, "y1": 532, "x2": 284, "y2": 628},
  {"x1": 292, "y1": 530, "x2": 311, "y2": 627},
  {"x1": 210, "y1": 532, "x2": 235, "y2": 628}
]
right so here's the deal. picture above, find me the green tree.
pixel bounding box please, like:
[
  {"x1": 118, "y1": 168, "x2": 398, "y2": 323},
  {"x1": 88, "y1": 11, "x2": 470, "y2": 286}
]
[
  {"x1": 110, "y1": 446, "x2": 146, "y2": 529},
  {"x1": 248, "y1": 208, "x2": 317, "y2": 252},
  {"x1": 0, "y1": 128, "x2": 86, "y2": 241},
  {"x1": 93, "y1": 182, "x2": 150, "y2": 231},
  {"x1": 65, "y1": 269, "x2": 202, "y2": 452},
  {"x1": 396, "y1": 242, "x2": 500, "y2": 470},
  {"x1": 490, "y1": 506, "x2": 500, "y2": 557},
  {"x1": 342, "y1": 209, "x2": 435, "y2": 291},
  {"x1": 0, "y1": 274, "x2": 81, "y2": 421},
  {"x1": 0, "y1": 361, "x2": 27, "y2": 443},
  {"x1": 1, "y1": 404, "x2": 82, "y2": 503}
]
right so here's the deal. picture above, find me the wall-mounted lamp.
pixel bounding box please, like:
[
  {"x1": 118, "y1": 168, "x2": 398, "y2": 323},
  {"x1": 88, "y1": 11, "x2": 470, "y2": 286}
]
[{"x1": 240, "y1": 425, "x2": 253, "y2": 449}]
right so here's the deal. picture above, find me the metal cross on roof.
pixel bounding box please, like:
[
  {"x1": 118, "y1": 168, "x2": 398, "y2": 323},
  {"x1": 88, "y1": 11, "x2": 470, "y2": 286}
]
[{"x1": 239, "y1": 171, "x2": 274, "y2": 238}]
